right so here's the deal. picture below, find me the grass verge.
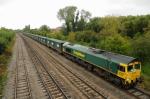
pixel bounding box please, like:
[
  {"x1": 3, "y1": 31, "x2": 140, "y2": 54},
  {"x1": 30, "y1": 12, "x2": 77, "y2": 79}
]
[
  {"x1": 0, "y1": 36, "x2": 15, "y2": 98},
  {"x1": 141, "y1": 62, "x2": 150, "y2": 91}
]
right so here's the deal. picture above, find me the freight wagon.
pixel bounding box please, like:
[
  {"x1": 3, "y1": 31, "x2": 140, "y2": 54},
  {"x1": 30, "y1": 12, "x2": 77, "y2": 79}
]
[{"x1": 47, "y1": 38, "x2": 65, "y2": 53}]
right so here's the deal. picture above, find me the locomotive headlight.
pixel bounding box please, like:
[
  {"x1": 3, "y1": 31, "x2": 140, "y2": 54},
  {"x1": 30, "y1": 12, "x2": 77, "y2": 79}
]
[{"x1": 126, "y1": 78, "x2": 131, "y2": 83}]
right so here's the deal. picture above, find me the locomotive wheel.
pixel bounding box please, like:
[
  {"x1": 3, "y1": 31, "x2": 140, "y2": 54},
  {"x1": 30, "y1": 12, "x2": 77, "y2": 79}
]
[
  {"x1": 87, "y1": 65, "x2": 93, "y2": 71},
  {"x1": 122, "y1": 81, "x2": 130, "y2": 89}
]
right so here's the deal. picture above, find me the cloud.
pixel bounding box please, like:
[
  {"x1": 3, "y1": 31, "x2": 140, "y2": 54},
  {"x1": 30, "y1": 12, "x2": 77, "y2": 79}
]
[
  {"x1": 0, "y1": 0, "x2": 13, "y2": 5},
  {"x1": 108, "y1": 0, "x2": 150, "y2": 9},
  {"x1": 132, "y1": 0, "x2": 150, "y2": 7}
]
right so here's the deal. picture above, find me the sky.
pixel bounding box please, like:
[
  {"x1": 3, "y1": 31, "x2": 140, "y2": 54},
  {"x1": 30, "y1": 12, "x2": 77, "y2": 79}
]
[{"x1": 0, "y1": 0, "x2": 150, "y2": 29}]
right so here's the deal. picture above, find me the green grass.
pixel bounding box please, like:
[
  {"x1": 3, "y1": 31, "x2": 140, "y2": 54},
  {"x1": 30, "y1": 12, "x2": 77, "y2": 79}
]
[
  {"x1": 141, "y1": 62, "x2": 150, "y2": 91},
  {"x1": 0, "y1": 55, "x2": 8, "y2": 98},
  {"x1": 0, "y1": 43, "x2": 15, "y2": 98},
  {"x1": 142, "y1": 63, "x2": 150, "y2": 76},
  {"x1": 0, "y1": 68, "x2": 7, "y2": 98}
]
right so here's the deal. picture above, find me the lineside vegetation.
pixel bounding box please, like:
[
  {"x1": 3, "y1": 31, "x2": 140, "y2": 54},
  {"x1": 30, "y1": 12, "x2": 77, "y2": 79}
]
[{"x1": 0, "y1": 28, "x2": 15, "y2": 98}]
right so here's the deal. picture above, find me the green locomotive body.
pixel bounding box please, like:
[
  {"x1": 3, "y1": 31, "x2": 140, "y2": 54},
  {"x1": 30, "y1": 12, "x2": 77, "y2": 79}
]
[
  {"x1": 63, "y1": 42, "x2": 119, "y2": 74},
  {"x1": 63, "y1": 42, "x2": 141, "y2": 88}
]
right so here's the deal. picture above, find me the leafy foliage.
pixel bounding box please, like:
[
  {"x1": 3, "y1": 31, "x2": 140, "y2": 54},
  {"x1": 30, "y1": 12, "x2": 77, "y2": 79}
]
[
  {"x1": 120, "y1": 15, "x2": 150, "y2": 38},
  {"x1": 0, "y1": 28, "x2": 15, "y2": 96},
  {"x1": 57, "y1": 6, "x2": 77, "y2": 34},
  {"x1": 132, "y1": 32, "x2": 150, "y2": 62},
  {"x1": 23, "y1": 25, "x2": 30, "y2": 32},
  {"x1": 99, "y1": 16, "x2": 121, "y2": 35},
  {"x1": 87, "y1": 17, "x2": 102, "y2": 33},
  {"x1": 0, "y1": 28, "x2": 15, "y2": 54},
  {"x1": 98, "y1": 34, "x2": 131, "y2": 55},
  {"x1": 68, "y1": 32, "x2": 76, "y2": 42},
  {"x1": 57, "y1": 6, "x2": 91, "y2": 34},
  {"x1": 23, "y1": 25, "x2": 51, "y2": 37},
  {"x1": 39, "y1": 25, "x2": 51, "y2": 36}
]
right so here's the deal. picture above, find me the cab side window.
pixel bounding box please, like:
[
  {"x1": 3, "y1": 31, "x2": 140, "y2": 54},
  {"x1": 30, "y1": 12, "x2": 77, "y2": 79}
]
[
  {"x1": 118, "y1": 65, "x2": 125, "y2": 72},
  {"x1": 135, "y1": 64, "x2": 140, "y2": 69},
  {"x1": 66, "y1": 48, "x2": 71, "y2": 53}
]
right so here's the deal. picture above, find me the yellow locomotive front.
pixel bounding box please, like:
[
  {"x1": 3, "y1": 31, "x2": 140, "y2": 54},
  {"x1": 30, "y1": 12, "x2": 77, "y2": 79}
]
[
  {"x1": 125, "y1": 61, "x2": 141, "y2": 85},
  {"x1": 118, "y1": 61, "x2": 142, "y2": 88}
]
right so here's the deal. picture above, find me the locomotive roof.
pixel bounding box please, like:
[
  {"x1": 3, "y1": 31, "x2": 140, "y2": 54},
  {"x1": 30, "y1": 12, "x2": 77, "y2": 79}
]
[
  {"x1": 47, "y1": 37, "x2": 65, "y2": 43},
  {"x1": 63, "y1": 43, "x2": 136, "y2": 64},
  {"x1": 29, "y1": 33, "x2": 65, "y2": 43},
  {"x1": 37, "y1": 35, "x2": 47, "y2": 38}
]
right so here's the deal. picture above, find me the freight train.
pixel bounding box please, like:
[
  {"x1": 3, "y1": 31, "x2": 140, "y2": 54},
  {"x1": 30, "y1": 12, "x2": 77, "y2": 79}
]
[{"x1": 24, "y1": 33, "x2": 142, "y2": 89}]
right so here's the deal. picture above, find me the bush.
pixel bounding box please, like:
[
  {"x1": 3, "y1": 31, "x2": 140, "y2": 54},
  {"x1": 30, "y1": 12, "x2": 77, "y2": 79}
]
[
  {"x1": 75, "y1": 31, "x2": 98, "y2": 43},
  {"x1": 132, "y1": 32, "x2": 150, "y2": 62},
  {"x1": 0, "y1": 28, "x2": 15, "y2": 54},
  {"x1": 68, "y1": 32, "x2": 76, "y2": 42},
  {"x1": 0, "y1": 28, "x2": 15, "y2": 96},
  {"x1": 0, "y1": 37, "x2": 7, "y2": 54},
  {"x1": 98, "y1": 33, "x2": 131, "y2": 55}
]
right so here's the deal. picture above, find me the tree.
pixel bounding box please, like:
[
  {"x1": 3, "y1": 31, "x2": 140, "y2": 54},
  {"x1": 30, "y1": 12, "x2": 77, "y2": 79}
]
[
  {"x1": 98, "y1": 33, "x2": 131, "y2": 55},
  {"x1": 76, "y1": 18, "x2": 86, "y2": 31},
  {"x1": 120, "y1": 15, "x2": 150, "y2": 38},
  {"x1": 39, "y1": 25, "x2": 51, "y2": 36},
  {"x1": 80, "y1": 10, "x2": 91, "y2": 21},
  {"x1": 57, "y1": 6, "x2": 77, "y2": 34},
  {"x1": 23, "y1": 25, "x2": 30, "y2": 32},
  {"x1": 87, "y1": 17, "x2": 102, "y2": 33},
  {"x1": 57, "y1": 6, "x2": 91, "y2": 34},
  {"x1": 39, "y1": 25, "x2": 50, "y2": 32},
  {"x1": 68, "y1": 32, "x2": 76, "y2": 42},
  {"x1": 132, "y1": 32, "x2": 150, "y2": 62},
  {"x1": 74, "y1": 11, "x2": 79, "y2": 31},
  {"x1": 76, "y1": 10, "x2": 91, "y2": 31},
  {"x1": 75, "y1": 31, "x2": 98, "y2": 43},
  {"x1": 99, "y1": 16, "x2": 121, "y2": 36}
]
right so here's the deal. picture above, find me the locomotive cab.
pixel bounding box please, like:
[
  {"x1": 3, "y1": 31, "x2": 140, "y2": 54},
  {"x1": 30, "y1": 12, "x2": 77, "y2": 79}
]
[
  {"x1": 126, "y1": 62, "x2": 141, "y2": 85},
  {"x1": 118, "y1": 61, "x2": 141, "y2": 88}
]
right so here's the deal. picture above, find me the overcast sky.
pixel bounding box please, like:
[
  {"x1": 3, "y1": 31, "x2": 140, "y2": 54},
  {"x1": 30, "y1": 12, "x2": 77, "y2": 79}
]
[{"x1": 0, "y1": 0, "x2": 150, "y2": 29}]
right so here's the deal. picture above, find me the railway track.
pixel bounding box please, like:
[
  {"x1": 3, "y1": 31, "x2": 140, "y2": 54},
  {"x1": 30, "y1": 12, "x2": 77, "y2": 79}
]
[
  {"x1": 52, "y1": 61, "x2": 107, "y2": 99},
  {"x1": 23, "y1": 36, "x2": 72, "y2": 99},
  {"x1": 127, "y1": 87, "x2": 150, "y2": 99},
  {"x1": 14, "y1": 36, "x2": 32, "y2": 99},
  {"x1": 43, "y1": 53, "x2": 107, "y2": 99},
  {"x1": 23, "y1": 35, "x2": 108, "y2": 99}
]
